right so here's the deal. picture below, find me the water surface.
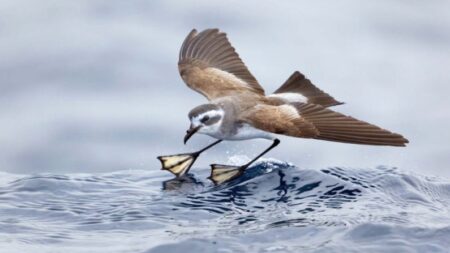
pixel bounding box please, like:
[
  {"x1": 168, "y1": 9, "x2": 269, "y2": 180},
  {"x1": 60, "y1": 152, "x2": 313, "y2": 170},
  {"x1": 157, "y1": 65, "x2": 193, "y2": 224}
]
[{"x1": 1, "y1": 160, "x2": 449, "y2": 252}]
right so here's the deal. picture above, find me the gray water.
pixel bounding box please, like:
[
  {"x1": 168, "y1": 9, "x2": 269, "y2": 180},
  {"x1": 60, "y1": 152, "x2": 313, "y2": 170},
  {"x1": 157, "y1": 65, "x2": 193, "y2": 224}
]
[
  {"x1": 1, "y1": 160, "x2": 450, "y2": 252},
  {"x1": 1, "y1": 1, "x2": 450, "y2": 252}
]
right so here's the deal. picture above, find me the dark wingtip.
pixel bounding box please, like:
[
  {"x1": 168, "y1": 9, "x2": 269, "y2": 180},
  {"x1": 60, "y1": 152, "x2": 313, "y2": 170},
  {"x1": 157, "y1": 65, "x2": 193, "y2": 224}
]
[{"x1": 401, "y1": 138, "x2": 409, "y2": 146}]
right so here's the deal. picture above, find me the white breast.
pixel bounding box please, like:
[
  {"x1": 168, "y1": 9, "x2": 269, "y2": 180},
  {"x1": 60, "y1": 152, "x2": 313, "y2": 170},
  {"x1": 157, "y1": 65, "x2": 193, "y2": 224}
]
[{"x1": 226, "y1": 124, "x2": 274, "y2": 141}]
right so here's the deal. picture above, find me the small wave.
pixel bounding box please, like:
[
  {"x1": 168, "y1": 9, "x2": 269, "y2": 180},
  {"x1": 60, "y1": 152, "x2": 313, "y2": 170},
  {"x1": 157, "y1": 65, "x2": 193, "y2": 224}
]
[{"x1": 1, "y1": 161, "x2": 450, "y2": 252}]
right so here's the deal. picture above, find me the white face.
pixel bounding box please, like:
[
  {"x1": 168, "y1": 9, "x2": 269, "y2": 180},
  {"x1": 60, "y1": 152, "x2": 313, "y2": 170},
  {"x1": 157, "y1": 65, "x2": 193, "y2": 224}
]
[{"x1": 191, "y1": 109, "x2": 224, "y2": 136}]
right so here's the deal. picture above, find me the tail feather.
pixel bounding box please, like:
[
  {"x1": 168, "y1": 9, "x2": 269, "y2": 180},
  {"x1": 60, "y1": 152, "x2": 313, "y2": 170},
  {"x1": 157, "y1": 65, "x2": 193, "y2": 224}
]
[{"x1": 293, "y1": 103, "x2": 409, "y2": 147}]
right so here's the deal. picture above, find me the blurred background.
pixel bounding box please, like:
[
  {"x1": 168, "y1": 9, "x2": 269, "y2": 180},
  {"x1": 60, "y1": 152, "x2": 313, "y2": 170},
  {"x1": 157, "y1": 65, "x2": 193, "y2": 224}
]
[{"x1": 1, "y1": 0, "x2": 449, "y2": 177}]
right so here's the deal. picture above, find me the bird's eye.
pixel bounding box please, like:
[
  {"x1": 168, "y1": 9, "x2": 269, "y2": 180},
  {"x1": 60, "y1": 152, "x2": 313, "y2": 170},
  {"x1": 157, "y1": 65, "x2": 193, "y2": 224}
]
[{"x1": 201, "y1": 115, "x2": 210, "y2": 123}]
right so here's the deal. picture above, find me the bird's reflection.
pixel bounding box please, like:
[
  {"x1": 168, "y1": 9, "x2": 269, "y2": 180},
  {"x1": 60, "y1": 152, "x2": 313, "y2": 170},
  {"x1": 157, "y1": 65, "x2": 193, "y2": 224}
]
[{"x1": 162, "y1": 174, "x2": 204, "y2": 191}]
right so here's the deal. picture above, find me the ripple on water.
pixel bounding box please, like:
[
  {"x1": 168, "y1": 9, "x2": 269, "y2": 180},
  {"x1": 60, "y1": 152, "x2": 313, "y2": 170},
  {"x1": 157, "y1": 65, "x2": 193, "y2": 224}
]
[{"x1": 1, "y1": 161, "x2": 450, "y2": 252}]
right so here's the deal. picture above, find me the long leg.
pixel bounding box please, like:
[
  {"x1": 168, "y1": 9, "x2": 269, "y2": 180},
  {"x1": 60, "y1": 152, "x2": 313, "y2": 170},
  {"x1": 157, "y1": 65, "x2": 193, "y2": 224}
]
[
  {"x1": 158, "y1": 140, "x2": 222, "y2": 177},
  {"x1": 209, "y1": 139, "x2": 280, "y2": 185},
  {"x1": 197, "y1": 140, "x2": 223, "y2": 154},
  {"x1": 242, "y1": 139, "x2": 280, "y2": 168}
]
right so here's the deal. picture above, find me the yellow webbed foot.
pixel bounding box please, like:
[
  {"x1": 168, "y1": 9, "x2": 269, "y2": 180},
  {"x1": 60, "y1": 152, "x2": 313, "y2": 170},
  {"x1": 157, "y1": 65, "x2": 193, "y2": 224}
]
[
  {"x1": 208, "y1": 164, "x2": 245, "y2": 185},
  {"x1": 157, "y1": 153, "x2": 198, "y2": 177}
]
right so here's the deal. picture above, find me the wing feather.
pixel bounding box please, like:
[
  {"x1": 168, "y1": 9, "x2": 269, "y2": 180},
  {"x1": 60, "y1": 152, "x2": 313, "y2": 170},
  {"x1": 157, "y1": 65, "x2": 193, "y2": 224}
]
[
  {"x1": 241, "y1": 104, "x2": 319, "y2": 138},
  {"x1": 271, "y1": 71, "x2": 343, "y2": 107},
  {"x1": 242, "y1": 102, "x2": 408, "y2": 147},
  {"x1": 294, "y1": 103, "x2": 409, "y2": 146},
  {"x1": 179, "y1": 29, "x2": 264, "y2": 100}
]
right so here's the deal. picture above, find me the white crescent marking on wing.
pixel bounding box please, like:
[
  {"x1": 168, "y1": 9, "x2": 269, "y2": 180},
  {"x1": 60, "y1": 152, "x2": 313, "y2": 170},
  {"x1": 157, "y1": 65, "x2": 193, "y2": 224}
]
[{"x1": 268, "y1": 93, "x2": 308, "y2": 103}]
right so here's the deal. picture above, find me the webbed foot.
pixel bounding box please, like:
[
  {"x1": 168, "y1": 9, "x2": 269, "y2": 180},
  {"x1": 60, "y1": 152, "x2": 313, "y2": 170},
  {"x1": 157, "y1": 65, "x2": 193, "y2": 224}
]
[
  {"x1": 157, "y1": 152, "x2": 199, "y2": 177},
  {"x1": 208, "y1": 164, "x2": 246, "y2": 185}
]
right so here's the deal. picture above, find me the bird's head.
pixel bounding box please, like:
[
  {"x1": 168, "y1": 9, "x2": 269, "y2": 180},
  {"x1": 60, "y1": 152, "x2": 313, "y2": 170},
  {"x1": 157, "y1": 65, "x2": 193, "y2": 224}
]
[{"x1": 184, "y1": 103, "x2": 224, "y2": 143}]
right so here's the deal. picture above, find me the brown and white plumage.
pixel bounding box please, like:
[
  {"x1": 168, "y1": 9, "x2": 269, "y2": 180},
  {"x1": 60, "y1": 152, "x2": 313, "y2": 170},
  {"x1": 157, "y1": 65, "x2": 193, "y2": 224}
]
[
  {"x1": 179, "y1": 29, "x2": 264, "y2": 99},
  {"x1": 179, "y1": 28, "x2": 409, "y2": 147},
  {"x1": 271, "y1": 71, "x2": 343, "y2": 107}
]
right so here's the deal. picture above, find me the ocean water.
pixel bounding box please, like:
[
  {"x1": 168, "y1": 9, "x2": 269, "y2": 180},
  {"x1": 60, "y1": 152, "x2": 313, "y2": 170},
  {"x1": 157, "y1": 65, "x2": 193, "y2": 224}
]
[{"x1": 1, "y1": 159, "x2": 450, "y2": 253}]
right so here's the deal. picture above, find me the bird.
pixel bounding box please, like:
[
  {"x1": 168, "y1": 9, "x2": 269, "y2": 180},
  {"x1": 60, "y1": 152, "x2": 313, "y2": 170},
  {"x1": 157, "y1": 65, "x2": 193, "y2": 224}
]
[{"x1": 157, "y1": 28, "x2": 409, "y2": 185}]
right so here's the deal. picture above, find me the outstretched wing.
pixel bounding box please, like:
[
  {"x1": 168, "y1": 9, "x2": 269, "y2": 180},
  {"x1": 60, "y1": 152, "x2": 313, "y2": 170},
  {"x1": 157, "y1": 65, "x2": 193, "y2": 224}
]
[
  {"x1": 271, "y1": 71, "x2": 343, "y2": 107},
  {"x1": 178, "y1": 29, "x2": 264, "y2": 100},
  {"x1": 242, "y1": 103, "x2": 408, "y2": 147},
  {"x1": 294, "y1": 103, "x2": 408, "y2": 146}
]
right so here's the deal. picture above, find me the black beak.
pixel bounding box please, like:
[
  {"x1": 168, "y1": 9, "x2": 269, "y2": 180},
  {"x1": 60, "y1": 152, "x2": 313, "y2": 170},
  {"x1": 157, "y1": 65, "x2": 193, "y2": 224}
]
[{"x1": 184, "y1": 125, "x2": 201, "y2": 144}]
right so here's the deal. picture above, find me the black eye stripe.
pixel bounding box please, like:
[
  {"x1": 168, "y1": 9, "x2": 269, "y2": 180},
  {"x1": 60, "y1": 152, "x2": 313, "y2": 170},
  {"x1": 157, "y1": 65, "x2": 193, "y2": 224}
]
[
  {"x1": 201, "y1": 115, "x2": 210, "y2": 123},
  {"x1": 204, "y1": 115, "x2": 221, "y2": 125}
]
